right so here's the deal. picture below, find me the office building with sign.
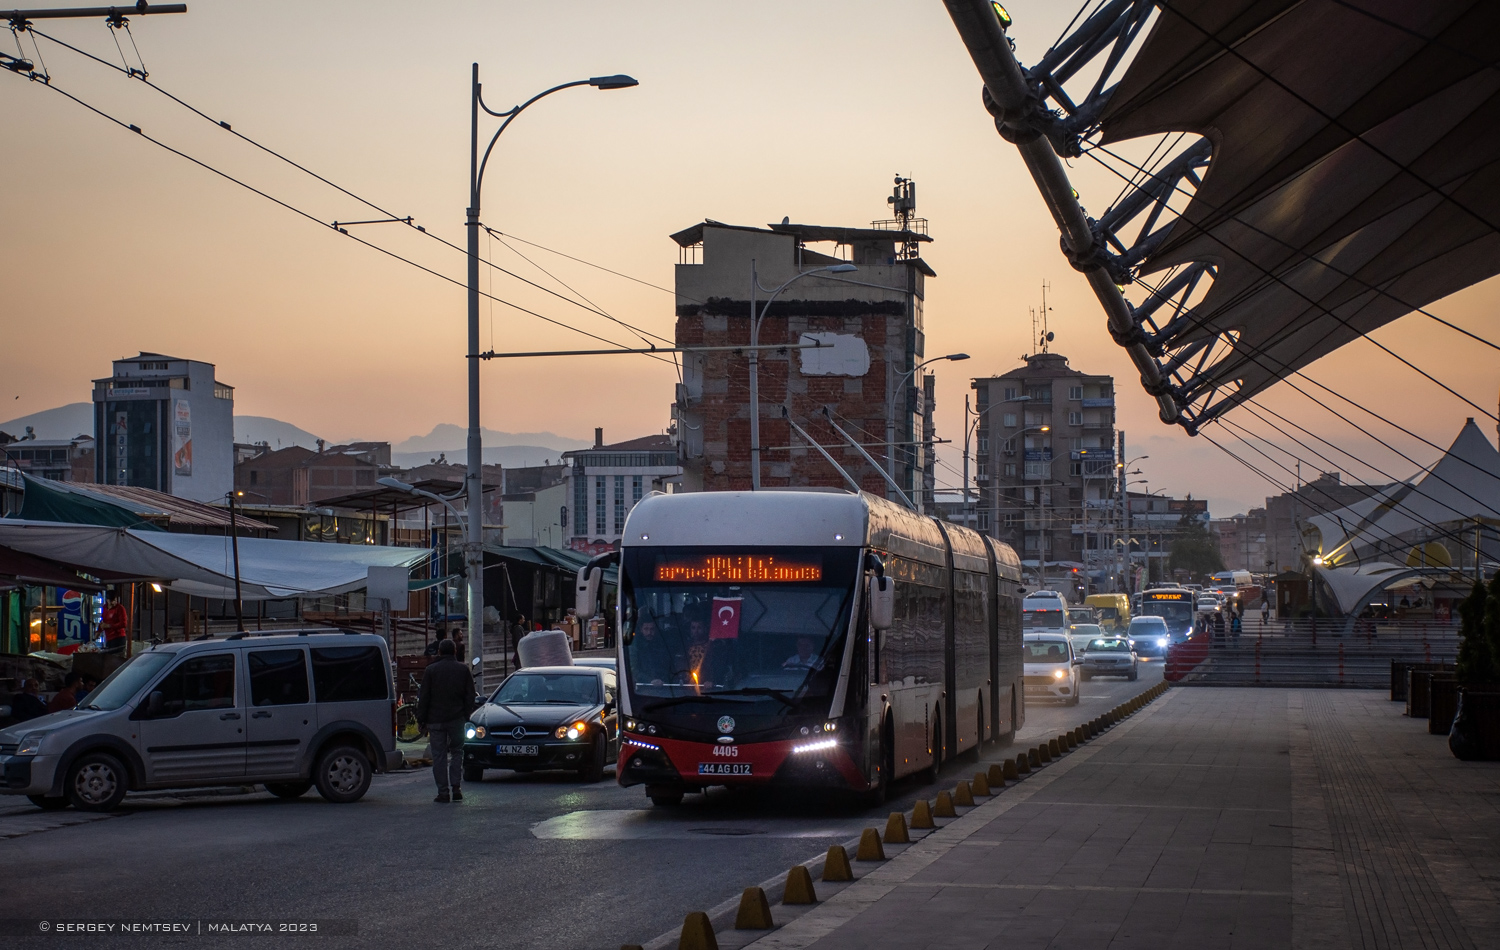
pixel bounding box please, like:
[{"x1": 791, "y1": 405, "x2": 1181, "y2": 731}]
[{"x1": 91, "y1": 352, "x2": 234, "y2": 502}]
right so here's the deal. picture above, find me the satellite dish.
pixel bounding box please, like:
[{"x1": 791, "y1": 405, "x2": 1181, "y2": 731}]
[{"x1": 1045, "y1": 331, "x2": 1055, "y2": 342}]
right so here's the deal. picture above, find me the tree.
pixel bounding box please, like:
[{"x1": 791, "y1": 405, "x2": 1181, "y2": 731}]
[
  {"x1": 1457, "y1": 575, "x2": 1500, "y2": 685},
  {"x1": 1167, "y1": 512, "x2": 1224, "y2": 581}
]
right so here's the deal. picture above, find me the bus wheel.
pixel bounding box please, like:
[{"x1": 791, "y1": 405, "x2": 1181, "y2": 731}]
[{"x1": 647, "y1": 785, "x2": 684, "y2": 807}]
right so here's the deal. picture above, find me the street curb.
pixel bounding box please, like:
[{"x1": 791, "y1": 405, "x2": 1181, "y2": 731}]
[{"x1": 628, "y1": 682, "x2": 1173, "y2": 950}]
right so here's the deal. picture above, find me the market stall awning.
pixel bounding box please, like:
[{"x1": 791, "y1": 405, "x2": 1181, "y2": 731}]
[
  {"x1": 0, "y1": 520, "x2": 427, "y2": 600},
  {"x1": 0, "y1": 544, "x2": 137, "y2": 592}
]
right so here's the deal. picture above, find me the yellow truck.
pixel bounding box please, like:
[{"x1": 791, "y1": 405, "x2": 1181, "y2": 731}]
[{"x1": 1085, "y1": 593, "x2": 1131, "y2": 633}]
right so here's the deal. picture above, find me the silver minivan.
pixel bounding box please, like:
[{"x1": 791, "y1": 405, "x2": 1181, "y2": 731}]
[{"x1": 0, "y1": 630, "x2": 401, "y2": 811}]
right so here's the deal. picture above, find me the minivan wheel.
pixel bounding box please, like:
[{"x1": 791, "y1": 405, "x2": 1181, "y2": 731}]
[
  {"x1": 265, "y1": 781, "x2": 312, "y2": 799},
  {"x1": 27, "y1": 794, "x2": 69, "y2": 811},
  {"x1": 313, "y1": 745, "x2": 372, "y2": 804},
  {"x1": 65, "y1": 752, "x2": 128, "y2": 812}
]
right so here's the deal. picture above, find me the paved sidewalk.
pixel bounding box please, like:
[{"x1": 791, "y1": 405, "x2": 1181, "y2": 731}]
[{"x1": 745, "y1": 689, "x2": 1500, "y2": 949}]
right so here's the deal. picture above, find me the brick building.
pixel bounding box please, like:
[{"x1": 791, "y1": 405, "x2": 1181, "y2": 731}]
[
  {"x1": 670, "y1": 207, "x2": 935, "y2": 504},
  {"x1": 234, "y1": 441, "x2": 394, "y2": 506}
]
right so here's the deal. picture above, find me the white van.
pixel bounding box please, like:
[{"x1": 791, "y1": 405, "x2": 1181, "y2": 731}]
[{"x1": 0, "y1": 631, "x2": 401, "y2": 811}]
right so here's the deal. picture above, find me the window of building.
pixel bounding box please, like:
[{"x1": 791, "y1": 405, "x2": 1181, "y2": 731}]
[
  {"x1": 977, "y1": 436, "x2": 989, "y2": 454},
  {"x1": 595, "y1": 476, "x2": 606, "y2": 534},
  {"x1": 977, "y1": 459, "x2": 988, "y2": 477},
  {"x1": 573, "y1": 474, "x2": 588, "y2": 537},
  {"x1": 1068, "y1": 412, "x2": 1082, "y2": 426},
  {"x1": 978, "y1": 510, "x2": 991, "y2": 531},
  {"x1": 214, "y1": 384, "x2": 233, "y2": 400},
  {"x1": 1003, "y1": 413, "x2": 1017, "y2": 428},
  {"x1": 249, "y1": 471, "x2": 259, "y2": 485},
  {"x1": 632, "y1": 475, "x2": 643, "y2": 506},
  {"x1": 1100, "y1": 385, "x2": 1112, "y2": 397},
  {"x1": 138, "y1": 361, "x2": 168, "y2": 371},
  {"x1": 1004, "y1": 463, "x2": 1017, "y2": 477},
  {"x1": 1004, "y1": 387, "x2": 1017, "y2": 400},
  {"x1": 1070, "y1": 462, "x2": 1082, "y2": 476},
  {"x1": 1026, "y1": 386, "x2": 1052, "y2": 403},
  {"x1": 1001, "y1": 438, "x2": 1014, "y2": 453},
  {"x1": 976, "y1": 388, "x2": 989, "y2": 408},
  {"x1": 1068, "y1": 386, "x2": 1083, "y2": 400},
  {"x1": 614, "y1": 475, "x2": 626, "y2": 533}
]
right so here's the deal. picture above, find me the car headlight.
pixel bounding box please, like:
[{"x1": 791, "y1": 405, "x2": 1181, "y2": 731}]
[
  {"x1": 567, "y1": 721, "x2": 589, "y2": 740},
  {"x1": 464, "y1": 724, "x2": 479, "y2": 740},
  {"x1": 1157, "y1": 637, "x2": 1169, "y2": 647},
  {"x1": 554, "y1": 725, "x2": 568, "y2": 739},
  {"x1": 17, "y1": 733, "x2": 46, "y2": 755},
  {"x1": 473, "y1": 725, "x2": 486, "y2": 739},
  {"x1": 1052, "y1": 669, "x2": 1066, "y2": 680}
]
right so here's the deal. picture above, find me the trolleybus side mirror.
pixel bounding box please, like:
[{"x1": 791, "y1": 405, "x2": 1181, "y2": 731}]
[
  {"x1": 869, "y1": 576, "x2": 895, "y2": 630},
  {"x1": 576, "y1": 566, "x2": 602, "y2": 619}
]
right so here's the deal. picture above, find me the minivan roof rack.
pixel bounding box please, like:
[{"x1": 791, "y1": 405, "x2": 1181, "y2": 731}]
[{"x1": 222, "y1": 628, "x2": 360, "y2": 640}]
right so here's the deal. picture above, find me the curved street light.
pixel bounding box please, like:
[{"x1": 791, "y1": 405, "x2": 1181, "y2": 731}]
[
  {"x1": 885, "y1": 352, "x2": 969, "y2": 502},
  {"x1": 461, "y1": 67, "x2": 637, "y2": 691}
]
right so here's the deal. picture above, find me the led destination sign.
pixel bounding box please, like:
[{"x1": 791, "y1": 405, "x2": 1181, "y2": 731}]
[{"x1": 654, "y1": 555, "x2": 822, "y2": 583}]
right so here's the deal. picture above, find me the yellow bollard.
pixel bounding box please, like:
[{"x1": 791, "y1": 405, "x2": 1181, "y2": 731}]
[
  {"x1": 1036, "y1": 744, "x2": 1051, "y2": 764},
  {"x1": 1066, "y1": 731, "x2": 1077, "y2": 750},
  {"x1": 783, "y1": 865, "x2": 818, "y2": 905},
  {"x1": 1005, "y1": 757, "x2": 1021, "y2": 780},
  {"x1": 1047, "y1": 738, "x2": 1061, "y2": 758},
  {"x1": 934, "y1": 789, "x2": 957, "y2": 817},
  {"x1": 987, "y1": 763, "x2": 1006, "y2": 788},
  {"x1": 955, "y1": 780, "x2": 975, "y2": 806},
  {"x1": 856, "y1": 827, "x2": 886, "y2": 861},
  {"x1": 735, "y1": 887, "x2": 774, "y2": 930},
  {"x1": 884, "y1": 811, "x2": 911, "y2": 844},
  {"x1": 823, "y1": 845, "x2": 854, "y2": 882},
  {"x1": 973, "y1": 771, "x2": 992, "y2": 795},
  {"x1": 678, "y1": 911, "x2": 718, "y2": 950},
  {"x1": 911, "y1": 798, "x2": 936, "y2": 829}
]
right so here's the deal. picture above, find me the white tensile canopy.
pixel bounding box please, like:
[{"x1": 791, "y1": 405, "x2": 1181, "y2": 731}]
[{"x1": 0, "y1": 520, "x2": 427, "y2": 600}]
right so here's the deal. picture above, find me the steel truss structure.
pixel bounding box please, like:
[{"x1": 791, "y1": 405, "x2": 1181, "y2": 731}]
[{"x1": 945, "y1": 0, "x2": 1500, "y2": 435}]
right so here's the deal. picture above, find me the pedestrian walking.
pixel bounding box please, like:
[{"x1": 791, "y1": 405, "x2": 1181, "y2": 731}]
[
  {"x1": 1260, "y1": 598, "x2": 1271, "y2": 628},
  {"x1": 416, "y1": 639, "x2": 476, "y2": 803}
]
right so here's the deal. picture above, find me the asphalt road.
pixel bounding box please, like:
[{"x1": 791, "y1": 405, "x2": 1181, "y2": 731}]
[{"x1": 0, "y1": 661, "x2": 1162, "y2": 950}]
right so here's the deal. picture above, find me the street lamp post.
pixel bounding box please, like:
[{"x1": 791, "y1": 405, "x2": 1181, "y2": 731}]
[
  {"x1": 747, "y1": 262, "x2": 857, "y2": 489},
  {"x1": 464, "y1": 66, "x2": 636, "y2": 689},
  {"x1": 886, "y1": 353, "x2": 968, "y2": 505},
  {"x1": 1115, "y1": 454, "x2": 1148, "y2": 592},
  {"x1": 962, "y1": 393, "x2": 1029, "y2": 532}
]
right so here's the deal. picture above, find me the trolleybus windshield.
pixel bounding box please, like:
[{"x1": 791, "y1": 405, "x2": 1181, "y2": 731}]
[
  {"x1": 1140, "y1": 590, "x2": 1195, "y2": 634},
  {"x1": 621, "y1": 547, "x2": 858, "y2": 717}
]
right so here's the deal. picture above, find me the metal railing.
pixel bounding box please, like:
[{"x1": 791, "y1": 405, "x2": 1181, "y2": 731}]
[{"x1": 1166, "y1": 618, "x2": 1460, "y2": 688}]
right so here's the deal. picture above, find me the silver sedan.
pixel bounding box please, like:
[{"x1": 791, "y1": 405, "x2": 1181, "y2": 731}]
[{"x1": 1080, "y1": 636, "x2": 1138, "y2": 681}]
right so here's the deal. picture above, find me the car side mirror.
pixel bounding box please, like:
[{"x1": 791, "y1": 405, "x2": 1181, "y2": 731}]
[
  {"x1": 576, "y1": 565, "x2": 602, "y2": 618},
  {"x1": 869, "y1": 576, "x2": 894, "y2": 630},
  {"x1": 471, "y1": 656, "x2": 481, "y2": 667},
  {"x1": 1072, "y1": 657, "x2": 1083, "y2": 666},
  {"x1": 604, "y1": 700, "x2": 616, "y2": 714},
  {"x1": 146, "y1": 691, "x2": 164, "y2": 716}
]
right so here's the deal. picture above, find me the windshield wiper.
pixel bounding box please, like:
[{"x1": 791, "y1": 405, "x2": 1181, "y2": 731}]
[
  {"x1": 642, "y1": 695, "x2": 755, "y2": 712},
  {"x1": 705, "y1": 688, "x2": 799, "y2": 709},
  {"x1": 82, "y1": 704, "x2": 102, "y2": 711}
]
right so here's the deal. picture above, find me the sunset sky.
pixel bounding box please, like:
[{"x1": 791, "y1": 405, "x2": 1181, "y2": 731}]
[{"x1": 6, "y1": 0, "x2": 1497, "y2": 518}]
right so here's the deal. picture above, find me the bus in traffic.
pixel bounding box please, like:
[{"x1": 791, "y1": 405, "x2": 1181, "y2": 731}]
[
  {"x1": 587, "y1": 489, "x2": 1025, "y2": 807},
  {"x1": 1137, "y1": 587, "x2": 1197, "y2": 641}
]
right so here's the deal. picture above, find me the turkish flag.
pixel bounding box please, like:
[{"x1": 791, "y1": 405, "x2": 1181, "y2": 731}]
[{"x1": 711, "y1": 597, "x2": 742, "y2": 640}]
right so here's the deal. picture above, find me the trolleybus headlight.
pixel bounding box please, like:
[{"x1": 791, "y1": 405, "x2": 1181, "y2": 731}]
[
  {"x1": 823, "y1": 721, "x2": 837, "y2": 732},
  {"x1": 792, "y1": 738, "x2": 838, "y2": 755},
  {"x1": 464, "y1": 724, "x2": 478, "y2": 740},
  {"x1": 625, "y1": 719, "x2": 637, "y2": 731}
]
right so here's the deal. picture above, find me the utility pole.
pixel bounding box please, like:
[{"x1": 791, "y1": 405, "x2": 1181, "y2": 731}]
[
  {"x1": 1118, "y1": 430, "x2": 1129, "y2": 593},
  {"x1": 226, "y1": 490, "x2": 245, "y2": 633}
]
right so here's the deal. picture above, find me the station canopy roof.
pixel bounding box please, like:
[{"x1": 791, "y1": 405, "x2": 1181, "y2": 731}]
[
  {"x1": 0, "y1": 520, "x2": 427, "y2": 600},
  {"x1": 1309, "y1": 420, "x2": 1500, "y2": 564},
  {"x1": 1099, "y1": 0, "x2": 1500, "y2": 414}
]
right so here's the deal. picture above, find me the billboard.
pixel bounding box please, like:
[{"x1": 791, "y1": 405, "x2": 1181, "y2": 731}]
[
  {"x1": 57, "y1": 589, "x2": 87, "y2": 655},
  {"x1": 172, "y1": 398, "x2": 192, "y2": 475}
]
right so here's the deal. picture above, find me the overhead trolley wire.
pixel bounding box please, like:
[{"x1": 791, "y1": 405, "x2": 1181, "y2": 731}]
[
  {"x1": 24, "y1": 25, "x2": 677, "y2": 356},
  {"x1": 5, "y1": 70, "x2": 676, "y2": 366}
]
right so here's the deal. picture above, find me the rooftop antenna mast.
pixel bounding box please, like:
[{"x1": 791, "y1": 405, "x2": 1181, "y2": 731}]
[
  {"x1": 1036, "y1": 280, "x2": 1055, "y2": 354},
  {"x1": 886, "y1": 174, "x2": 921, "y2": 260}
]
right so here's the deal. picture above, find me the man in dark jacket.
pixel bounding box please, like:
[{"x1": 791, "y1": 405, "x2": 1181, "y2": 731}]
[{"x1": 416, "y1": 639, "x2": 477, "y2": 803}]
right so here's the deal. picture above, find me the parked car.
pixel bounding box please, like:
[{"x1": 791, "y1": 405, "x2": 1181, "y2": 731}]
[
  {"x1": 1023, "y1": 634, "x2": 1080, "y2": 706},
  {"x1": 1081, "y1": 637, "x2": 1138, "y2": 681},
  {"x1": 1128, "y1": 616, "x2": 1172, "y2": 658},
  {"x1": 0, "y1": 631, "x2": 401, "y2": 812},
  {"x1": 463, "y1": 665, "x2": 618, "y2": 783},
  {"x1": 1068, "y1": 623, "x2": 1105, "y2": 658}
]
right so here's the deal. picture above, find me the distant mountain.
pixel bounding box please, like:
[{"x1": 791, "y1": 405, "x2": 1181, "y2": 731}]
[
  {"x1": 0, "y1": 402, "x2": 93, "y2": 440},
  {"x1": 394, "y1": 423, "x2": 591, "y2": 454},
  {"x1": 392, "y1": 446, "x2": 573, "y2": 470},
  {"x1": 0, "y1": 403, "x2": 325, "y2": 449},
  {"x1": 235, "y1": 416, "x2": 324, "y2": 449}
]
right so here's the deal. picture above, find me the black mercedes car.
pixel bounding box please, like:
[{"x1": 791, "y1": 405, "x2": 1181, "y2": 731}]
[{"x1": 462, "y1": 666, "x2": 619, "y2": 783}]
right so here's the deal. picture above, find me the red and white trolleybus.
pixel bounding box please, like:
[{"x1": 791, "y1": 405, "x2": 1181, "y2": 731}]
[{"x1": 580, "y1": 489, "x2": 1024, "y2": 806}]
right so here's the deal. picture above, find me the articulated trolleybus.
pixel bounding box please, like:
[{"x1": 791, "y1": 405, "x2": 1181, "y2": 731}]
[{"x1": 577, "y1": 490, "x2": 1024, "y2": 807}]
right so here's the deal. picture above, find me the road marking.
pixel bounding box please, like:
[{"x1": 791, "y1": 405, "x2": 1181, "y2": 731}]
[
  {"x1": 531, "y1": 809, "x2": 865, "y2": 840},
  {"x1": 901, "y1": 881, "x2": 1292, "y2": 897}
]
